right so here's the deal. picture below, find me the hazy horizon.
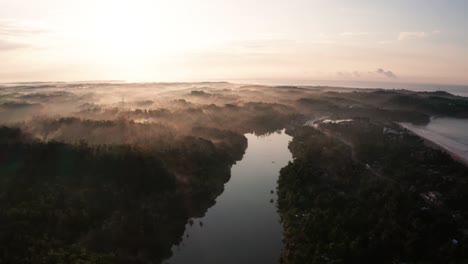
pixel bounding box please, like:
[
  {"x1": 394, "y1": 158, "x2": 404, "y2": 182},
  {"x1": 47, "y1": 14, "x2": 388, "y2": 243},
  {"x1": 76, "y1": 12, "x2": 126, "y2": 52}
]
[
  {"x1": 2, "y1": 78, "x2": 468, "y2": 97},
  {"x1": 1, "y1": 0, "x2": 468, "y2": 84},
  {"x1": 2, "y1": 77, "x2": 468, "y2": 87},
  {"x1": 2, "y1": 2, "x2": 468, "y2": 263}
]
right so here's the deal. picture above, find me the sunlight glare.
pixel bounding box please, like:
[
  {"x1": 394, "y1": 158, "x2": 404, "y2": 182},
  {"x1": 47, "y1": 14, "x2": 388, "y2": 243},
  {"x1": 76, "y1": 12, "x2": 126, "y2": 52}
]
[{"x1": 84, "y1": 0, "x2": 179, "y2": 64}]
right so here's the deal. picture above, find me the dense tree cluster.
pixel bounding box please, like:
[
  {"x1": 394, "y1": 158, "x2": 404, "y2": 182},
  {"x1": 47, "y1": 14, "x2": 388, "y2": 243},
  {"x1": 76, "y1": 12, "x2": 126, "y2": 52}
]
[
  {"x1": 278, "y1": 121, "x2": 468, "y2": 263},
  {"x1": 1, "y1": 82, "x2": 468, "y2": 263},
  {"x1": 0, "y1": 126, "x2": 247, "y2": 263}
]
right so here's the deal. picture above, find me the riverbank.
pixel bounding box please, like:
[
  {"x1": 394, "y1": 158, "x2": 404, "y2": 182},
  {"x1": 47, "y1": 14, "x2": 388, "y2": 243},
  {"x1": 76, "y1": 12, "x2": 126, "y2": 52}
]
[
  {"x1": 166, "y1": 130, "x2": 293, "y2": 264},
  {"x1": 278, "y1": 121, "x2": 468, "y2": 263}
]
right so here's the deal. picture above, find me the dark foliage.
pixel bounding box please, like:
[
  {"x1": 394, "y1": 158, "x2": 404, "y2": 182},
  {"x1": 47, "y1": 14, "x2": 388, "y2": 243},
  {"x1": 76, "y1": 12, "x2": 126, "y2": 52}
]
[
  {"x1": 278, "y1": 122, "x2": 468, "y2": 263},
  {"x1": 0, "y1": 126, "x2": 246, "y2": 263}
]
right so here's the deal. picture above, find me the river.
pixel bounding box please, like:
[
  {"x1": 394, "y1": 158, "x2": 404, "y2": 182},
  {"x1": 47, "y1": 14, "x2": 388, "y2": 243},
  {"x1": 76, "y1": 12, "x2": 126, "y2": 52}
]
[{"x1": 165, "y1": 130, "x2": 293, "y2": 264}]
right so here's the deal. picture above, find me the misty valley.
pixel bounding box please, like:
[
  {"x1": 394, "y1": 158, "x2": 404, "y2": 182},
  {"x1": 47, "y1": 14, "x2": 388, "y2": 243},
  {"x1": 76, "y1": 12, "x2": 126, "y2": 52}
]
[{"x1": 1, "y1": 82, "x2": 468, "y2": 263}]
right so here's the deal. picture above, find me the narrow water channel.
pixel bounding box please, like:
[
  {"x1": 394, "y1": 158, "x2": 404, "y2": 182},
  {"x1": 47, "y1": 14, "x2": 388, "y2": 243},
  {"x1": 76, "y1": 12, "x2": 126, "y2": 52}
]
[{"x1": 165, "y1": 130, "x2": 293, "y2": 264}]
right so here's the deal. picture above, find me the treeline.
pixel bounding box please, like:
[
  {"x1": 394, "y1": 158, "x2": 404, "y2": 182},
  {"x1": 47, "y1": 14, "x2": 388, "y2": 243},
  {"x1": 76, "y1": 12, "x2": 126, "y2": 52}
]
[
  {"x1": 297, "y1": 95, "x2": 430, "y2": 124},
  {"x1": 75, "y1": 101, "x2": 302, "y2": 136},
  {"x1": 0, "y1": 126, "x2": 247, "y2": 263},
  {"x1": 278, "y1": 122, "x2": 468, "y2": 263}
]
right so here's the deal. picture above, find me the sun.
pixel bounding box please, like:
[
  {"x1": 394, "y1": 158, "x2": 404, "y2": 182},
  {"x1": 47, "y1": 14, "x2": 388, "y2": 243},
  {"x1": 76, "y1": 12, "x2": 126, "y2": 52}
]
[
  {"x1": 82, "y1": 0, "x2": 175, "y2": 64},
  {"x1": 61, "y1": 0, "x2": 222, "y2": 80},
  {"x1": 59, "y1": 0, "x2": 220, "y2": 81}
]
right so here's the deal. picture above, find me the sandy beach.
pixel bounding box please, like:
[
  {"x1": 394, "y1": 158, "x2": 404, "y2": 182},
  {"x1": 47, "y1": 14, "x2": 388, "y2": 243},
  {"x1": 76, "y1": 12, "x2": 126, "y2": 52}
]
[{"x1": 400, "y1": 120, "x2": 468, "y2": 166}]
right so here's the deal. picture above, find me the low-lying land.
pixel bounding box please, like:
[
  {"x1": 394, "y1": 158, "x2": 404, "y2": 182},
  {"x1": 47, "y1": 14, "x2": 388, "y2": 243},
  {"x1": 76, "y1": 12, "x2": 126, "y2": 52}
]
[
  {"x1": 0, "y1": 82, "x2": 467, "y2": 263},
  {"x1": 278, "y1": 120, "x2": 468, "y2": 263}
]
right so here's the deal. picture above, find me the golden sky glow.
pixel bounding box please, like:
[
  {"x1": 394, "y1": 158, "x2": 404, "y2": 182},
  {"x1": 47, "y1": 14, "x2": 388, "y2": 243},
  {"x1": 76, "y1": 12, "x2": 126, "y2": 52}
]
[{"x1": 0, "y1": 0, "x2": 467, "y2": 84}]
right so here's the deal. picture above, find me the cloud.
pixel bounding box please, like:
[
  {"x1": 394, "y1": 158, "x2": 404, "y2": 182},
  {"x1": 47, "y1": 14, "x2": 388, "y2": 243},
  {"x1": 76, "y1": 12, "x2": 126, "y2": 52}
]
[
  {"x1": 377, "y1": 40, "x2": 393, "y2": 45},
  {"x1": 0, "y1": 20, "x2": 48, "y2": 50},
  {"x1": 0, "y1": 20, "x2": 47, "y2": 36},
  {"x1": 340, "y1": 32, "x2": 369, "y2": 37},
  {"x1": 375, "y1": 68, "x2": 397, "y2": 79},
  {"x1": 398, "y1": 30, "x2": 440, "y2": 41},
  {"x1": 337, "y1": 68, "x2": 398, "y2": 80},
  {"x1": 0, "y1": 39, "x2": 26, "y2": 50}
]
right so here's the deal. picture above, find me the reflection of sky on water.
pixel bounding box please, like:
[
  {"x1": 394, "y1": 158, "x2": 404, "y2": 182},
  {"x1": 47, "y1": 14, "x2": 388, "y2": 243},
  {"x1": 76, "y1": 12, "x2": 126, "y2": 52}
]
[{"x1": 165, "y1": 130, "x2": 292, "y2": 264}]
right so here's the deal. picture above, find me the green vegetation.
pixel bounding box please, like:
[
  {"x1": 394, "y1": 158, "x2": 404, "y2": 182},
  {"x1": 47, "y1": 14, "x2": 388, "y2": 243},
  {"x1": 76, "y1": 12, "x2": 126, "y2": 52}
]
[
  {"x1": 0, "y1": 126, "x2": 246, "y2": 263},
  {"x1": 1, "y1": 82, "x2": 468, "y2": 263},
  {"x1": 278, "y1": 120, "x2": 468, "y2": 263}
]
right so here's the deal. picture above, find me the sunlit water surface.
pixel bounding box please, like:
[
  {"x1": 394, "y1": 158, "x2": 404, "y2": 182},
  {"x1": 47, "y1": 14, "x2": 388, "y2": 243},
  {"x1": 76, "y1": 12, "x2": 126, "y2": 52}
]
[{"x1": 165, "y1": 130, "x2": 293, "y2": 264}]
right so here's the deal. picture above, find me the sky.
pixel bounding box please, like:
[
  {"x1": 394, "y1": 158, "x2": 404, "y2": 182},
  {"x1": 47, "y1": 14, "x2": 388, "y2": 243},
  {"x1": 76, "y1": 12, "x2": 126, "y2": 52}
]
[{"x1": 0, "y1": 0, "x2": 467, "y2": 84}]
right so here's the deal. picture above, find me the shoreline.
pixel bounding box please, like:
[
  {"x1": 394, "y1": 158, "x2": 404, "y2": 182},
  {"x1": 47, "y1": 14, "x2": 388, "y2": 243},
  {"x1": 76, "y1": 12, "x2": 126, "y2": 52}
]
[{"x1": 398, "y1": 122, "x2": 468, "y2": 166}]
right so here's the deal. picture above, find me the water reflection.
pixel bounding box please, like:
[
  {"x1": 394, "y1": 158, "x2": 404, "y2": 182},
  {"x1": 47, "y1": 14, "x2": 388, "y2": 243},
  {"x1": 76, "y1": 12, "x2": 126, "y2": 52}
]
[{"x1": 165, "y1": 130, "x2": 293, "y2": 264}]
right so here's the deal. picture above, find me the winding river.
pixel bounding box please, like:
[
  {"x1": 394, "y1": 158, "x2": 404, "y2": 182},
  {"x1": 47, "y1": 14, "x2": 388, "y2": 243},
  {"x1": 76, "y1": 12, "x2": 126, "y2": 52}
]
[{"x1": 165, "y1": 130, "x2": 293, "y2": 264}]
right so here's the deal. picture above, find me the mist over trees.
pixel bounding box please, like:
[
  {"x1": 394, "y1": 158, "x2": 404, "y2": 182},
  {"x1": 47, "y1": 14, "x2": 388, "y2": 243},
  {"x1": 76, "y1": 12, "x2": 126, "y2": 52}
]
[{"x1": 1, "y1": 82, "x2": 468, "y2": 263}]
